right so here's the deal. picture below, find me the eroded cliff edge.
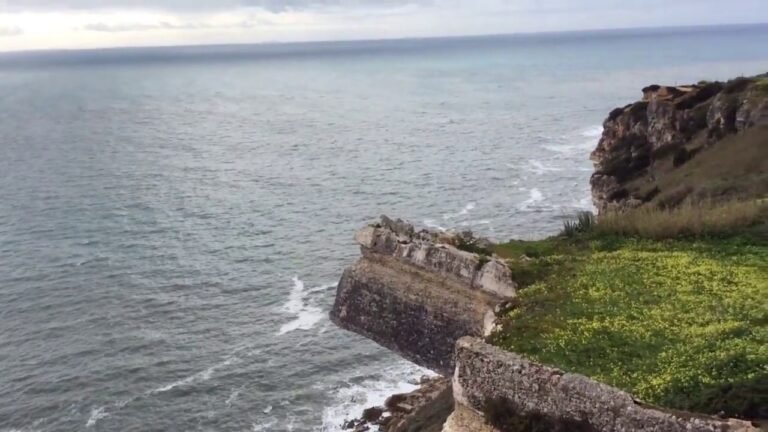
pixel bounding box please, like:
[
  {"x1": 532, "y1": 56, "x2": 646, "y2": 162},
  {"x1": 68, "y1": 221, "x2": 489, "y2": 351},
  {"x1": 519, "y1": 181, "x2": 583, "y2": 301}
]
[{"x1": 330, "y1": 76, "x2": 767, "y2": 432}]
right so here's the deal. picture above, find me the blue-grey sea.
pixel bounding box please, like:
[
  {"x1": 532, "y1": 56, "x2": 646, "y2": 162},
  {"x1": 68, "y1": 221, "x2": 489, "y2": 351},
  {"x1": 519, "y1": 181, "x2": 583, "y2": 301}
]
[{"x1": 1, "y1": 24, "x2": 767, "y2": 432}]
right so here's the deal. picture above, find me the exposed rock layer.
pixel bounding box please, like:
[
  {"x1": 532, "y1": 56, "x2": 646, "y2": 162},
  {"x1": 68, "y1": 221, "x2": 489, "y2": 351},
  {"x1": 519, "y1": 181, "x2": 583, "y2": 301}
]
[
  {"x1": 343, "y1": 377, "x2": 452, "y2": 432},
  {"x1": 591, "y1": 74, "x2": 768, "y2": 213}
]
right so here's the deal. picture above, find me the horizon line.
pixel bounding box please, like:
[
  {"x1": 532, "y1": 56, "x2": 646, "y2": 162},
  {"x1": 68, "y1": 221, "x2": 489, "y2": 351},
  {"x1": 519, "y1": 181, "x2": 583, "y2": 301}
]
[{"x1": 1, "y1": 21, "x2": 767, "y2": 56}]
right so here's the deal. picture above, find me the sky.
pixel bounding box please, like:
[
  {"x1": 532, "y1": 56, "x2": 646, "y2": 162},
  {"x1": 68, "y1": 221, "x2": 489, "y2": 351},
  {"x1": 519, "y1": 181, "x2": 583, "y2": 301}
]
[{"x1": 0, "y1": 0, "x2": 767, "y2": 52}]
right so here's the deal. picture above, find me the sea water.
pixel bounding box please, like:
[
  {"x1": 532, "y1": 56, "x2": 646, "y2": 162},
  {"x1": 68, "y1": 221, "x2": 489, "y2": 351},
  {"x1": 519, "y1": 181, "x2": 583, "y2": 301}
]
[{"x1": 1, "y1": 24, "x2": 767, "y2": 431}]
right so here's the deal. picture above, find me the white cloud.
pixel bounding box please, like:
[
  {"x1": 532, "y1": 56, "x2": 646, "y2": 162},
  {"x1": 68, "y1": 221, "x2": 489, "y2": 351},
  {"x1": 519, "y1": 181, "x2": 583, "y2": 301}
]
[
  {"x1": 0, "y1": 25, "x2": 22, "y2": 36},
  {"x1": 0, "y1": 0, "x2": 766, "y2": 51}
]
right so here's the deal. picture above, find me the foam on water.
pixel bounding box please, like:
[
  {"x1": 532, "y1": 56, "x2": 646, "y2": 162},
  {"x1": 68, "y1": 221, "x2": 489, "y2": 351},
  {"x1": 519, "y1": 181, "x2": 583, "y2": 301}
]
[
  {"x1": 580, "y1": 125, "x2": 604, "y2": 138},
  {"x1": 85, "y1": 407, "x2": 108, "y2": 428},
  {"x1": 150, "y1": 356, "x2": 240, "y2": 394},
  {"x1": 320, "y1": 361, "x2": 434, "y2": 432},
  {"x1": 423, "y1": 219, "x2": 447, "y2": 232},
  {"x1": 518, "y1": 188, "x2": 545, "y2": 210},
  {"x1": 526, "y1": 160, "x2": 562, "y2": 175},
  {"x1": 277, "y1": 277, "x2": 333, "y2": 335},
  {"x1": 458, "y1": 219, "x2": 491, "y2": 227},
  {"x1": 252, "y1": 418, "x2": 278, "y2": 431},
  {"x1": 443, "y1": 202, "x2": 476, "y2": 220},
  {"x1": 545, "y1": 125, "x2": 604, "y2": 154}
]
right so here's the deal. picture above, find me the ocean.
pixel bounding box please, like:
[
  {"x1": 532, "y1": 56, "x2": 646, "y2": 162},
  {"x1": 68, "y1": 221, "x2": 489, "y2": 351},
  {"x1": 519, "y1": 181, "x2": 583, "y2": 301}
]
[{"x1": 1, "y1": 24, "x2": 767, "y2": 432}]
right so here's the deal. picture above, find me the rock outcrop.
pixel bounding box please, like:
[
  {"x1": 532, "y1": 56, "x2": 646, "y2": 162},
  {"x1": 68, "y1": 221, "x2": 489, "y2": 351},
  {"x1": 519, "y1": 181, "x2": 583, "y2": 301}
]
[
  {"x1": 330, "y1": 216, "x2": 516, "y2": 375},
  {"x1": 447, "y1": 337, "x2": 759, "y2": 432},
  {"x1": 343, "y1": 377, "x2": 453, "y2": 432},
  {"x1": 591, "y1": 74, "x2": 768, "y2": 213}
]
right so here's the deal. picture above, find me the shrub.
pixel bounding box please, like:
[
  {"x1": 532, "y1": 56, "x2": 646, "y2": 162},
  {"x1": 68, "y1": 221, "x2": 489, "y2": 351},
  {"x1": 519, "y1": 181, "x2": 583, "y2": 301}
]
[
  {"x1": 454, "y1": 230, "x2": 492, "y2": 255},
  {"x1": 722, "y1": 77, "x2": 753, "y2": 94},
  {"x1": 595, "y1": 200, "x2": 767, "y2": 240},
  {"x1": 754, "y1": 77, "x2": 768, "y2": 95},
  {"x1": 562, "y1": 211, "x2": 596, "y2": 237}
]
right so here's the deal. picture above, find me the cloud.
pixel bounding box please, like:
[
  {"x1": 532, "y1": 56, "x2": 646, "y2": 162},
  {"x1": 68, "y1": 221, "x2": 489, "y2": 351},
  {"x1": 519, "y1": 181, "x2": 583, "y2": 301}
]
[
  {"x1": 0, "y1": 0, "x2": 424, "y2": 13},
  {"x1": 81, "y1": 20, "x2": 265, "y2": 32},
  {"x1": 0, "y1": 25, "x2": 22, "y2": 36}
]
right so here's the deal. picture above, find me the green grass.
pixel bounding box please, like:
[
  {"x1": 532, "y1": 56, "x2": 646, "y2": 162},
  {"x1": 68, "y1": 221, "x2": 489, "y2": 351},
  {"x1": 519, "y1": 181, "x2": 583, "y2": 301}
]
[{"x1": 490, "y1": 235, "x2": 768, "y2": 419}]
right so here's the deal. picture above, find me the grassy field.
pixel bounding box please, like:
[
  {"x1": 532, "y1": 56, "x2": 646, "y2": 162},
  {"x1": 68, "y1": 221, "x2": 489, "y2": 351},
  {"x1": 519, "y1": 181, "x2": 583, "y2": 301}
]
[{"x1": 488, "y1": 217, "x2": 767, "y2": 419}]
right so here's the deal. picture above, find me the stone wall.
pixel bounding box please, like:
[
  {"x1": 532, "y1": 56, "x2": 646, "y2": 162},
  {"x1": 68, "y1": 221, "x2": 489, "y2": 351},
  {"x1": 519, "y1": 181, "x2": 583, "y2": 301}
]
[
  {"x1": 330, "y1": 216, "x2": 516, "y2": 375},
  {"x1": 449, "y1": 337, "x2": 758, "y2": 432}
]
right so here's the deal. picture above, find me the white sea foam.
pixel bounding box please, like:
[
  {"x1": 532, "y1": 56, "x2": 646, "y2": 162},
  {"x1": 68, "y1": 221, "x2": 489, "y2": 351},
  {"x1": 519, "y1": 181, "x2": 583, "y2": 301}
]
[
  {"x1": 580, "y1": 125, "x2": 604, "y2": 138},
  {"x1": 277, "y1": 277, "x2": 332, "y2": 335},
  {"x1": 150, "y1": 356, "x2": 239, "y2": 394},
  {"x1": 546, "y1": 125, "x2": 604, "y2": 154},
  {"x1": 85, "y1": 406, "x2": 108, "y2": 428},
  {"x1": 518, "y1": 188, "x2": 545, "y2": 210},
  {"x1": 458, "y1": 220, "x2": 491, "y2": 227},
  {"x1": 422, "y1": 219, "x2": 447, "y2": 232},
  {"x1": 320, "y1": 361, "x2": 434, "y2": 432},
  {"x1": 526, "y1": 160, "x2": 561, "y2": 175},
  {"x1": 263, "y1": 405, "x2": 273, "y2": 414},
  {"x1": 225, "y1": 389, "x2": 240, "y2": 406},
  {"x1": 252, "y1": 418, "x2": 278, "y2": 431},
  {"x1": 443, "y1": 202, "x2": 476, "y2": 220}
]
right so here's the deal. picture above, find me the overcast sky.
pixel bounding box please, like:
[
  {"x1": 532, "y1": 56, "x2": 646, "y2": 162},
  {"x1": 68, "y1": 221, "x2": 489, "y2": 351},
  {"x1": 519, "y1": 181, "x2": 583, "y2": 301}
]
[{"x1": 0, "y1": 0, "x2": 767, "y2": 52}]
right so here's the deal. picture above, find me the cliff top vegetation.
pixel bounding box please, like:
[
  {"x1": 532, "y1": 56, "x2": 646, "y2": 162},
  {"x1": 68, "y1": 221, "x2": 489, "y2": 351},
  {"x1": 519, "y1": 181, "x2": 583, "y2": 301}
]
[{"x1": 487, "y1": 202, "x2": 767, "y2": 420}]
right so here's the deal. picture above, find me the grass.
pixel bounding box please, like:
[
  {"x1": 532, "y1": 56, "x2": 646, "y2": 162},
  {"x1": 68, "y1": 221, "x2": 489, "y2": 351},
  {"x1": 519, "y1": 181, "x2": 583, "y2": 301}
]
[
  {"x1": 490, "y1": 234, "x2": 768, "y2": 419},
  {"x1": 595, "y1": 199, "x2": 768, "y2": 240},
  {"x1": 626, "y1": 126, "x2": 768, "y2": 208},
  {"x1": 755, "y1": 77, "x2": 768, "y2": 94}
]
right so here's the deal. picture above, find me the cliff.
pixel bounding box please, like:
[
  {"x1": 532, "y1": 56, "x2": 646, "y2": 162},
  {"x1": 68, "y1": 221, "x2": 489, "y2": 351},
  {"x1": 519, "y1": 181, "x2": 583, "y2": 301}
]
[
  {"x1": 330, "y1": 77, "x2": 767, "y2": 432},
  {"x1": 591, "y1": 74, "x2": 768, "y2": 213},
  {"x1": 332, "y1": 218, "x2": 764, "y2": 431}
]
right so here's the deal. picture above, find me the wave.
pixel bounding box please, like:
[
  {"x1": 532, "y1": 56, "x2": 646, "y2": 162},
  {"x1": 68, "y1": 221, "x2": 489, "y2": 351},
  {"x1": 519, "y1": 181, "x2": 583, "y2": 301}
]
[
  {"x1": 252, "y1": 418, "x2": 278, "y2": 431},
  {"x1": 545, "y1": 125, "x2": 603, "y2": 154},
  {"x1": 580, "y1": 125, "x2": 604, "y2": 138},
  {"x1": 320, "y1": 361, "x2": 434, "y2": 432},
  {"x1": 518, "y1": 188, "x2": 545, "y2": 210},
  {"x1": 149, "y1": 356, "x2": 239, "y2": 394},
  {"x1": 422, "y1": 219, "x2": 447, "y2": 232},
  {"x1": 458, "y1": 220, "x2": 491, "y2": 227},
  {"x1": 526, "y1": 160, "x2": 562, "y2": 175},
  {"x1": 442, "y1": 202, "x2": 476, "y2": 220},
  {"x1": 226, "y1": 389, "x2": 241, "y2": 406},
  {"x1": 277, "y1": 277, "x2": 334, "y2": 335},
  {"x1": 85, "y1": 406, "x2": 108, "y2": 428},
  {"x1": 1, "y1": 429, "x2": 42, "y2": 432}
]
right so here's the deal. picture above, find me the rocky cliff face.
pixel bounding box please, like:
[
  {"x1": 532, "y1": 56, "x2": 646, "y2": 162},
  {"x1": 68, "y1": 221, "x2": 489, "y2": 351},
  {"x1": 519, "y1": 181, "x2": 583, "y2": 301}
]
[
  {"x1": 591, "y1": 74, "x2": 768, "y2": 213},
  {"x1": 330, "y1": 216, "x2": 516, "y2": 375}
]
